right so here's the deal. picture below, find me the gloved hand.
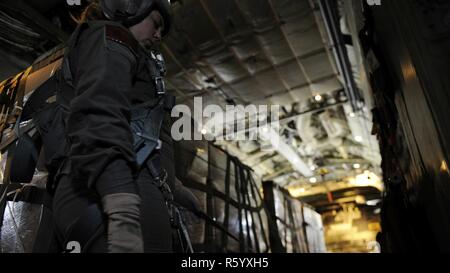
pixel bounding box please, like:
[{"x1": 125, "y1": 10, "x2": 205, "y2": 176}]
[
  {"x1": 173, "y1": 177, "x2": 201, "y2": 215},
  {"x1": 101, "y1": 193, "x2": 144, "y2": 253}
]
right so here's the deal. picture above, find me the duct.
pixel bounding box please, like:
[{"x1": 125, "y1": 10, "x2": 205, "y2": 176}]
[
  {"x1": 259, "y1": 126, "x2": 313, "y2": 177},
  {"x1": 342, "y1": 104, "x2": 381, "y2": 165},
  {"x1": 318, "y1": 110, "x2": 350, "y2": 159},
  {"x1": 297, "y1": 113, "x2": 331, "y2": 154},
  {"x1": 237, "y1": 141, "x2": 260, "y2": 154},
  {"x1": 296, "y1": 100, "x2": 340, "y2": 157}
]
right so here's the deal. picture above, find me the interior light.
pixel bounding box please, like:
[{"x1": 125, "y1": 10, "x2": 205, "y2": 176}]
[
  {"x1": 288, "y1": 187, "x2": 307, "y2": 197},
  {"x1": 355, "y1": 195, "x2": 366, "y2": 204},
  {"x1": 348, "y1": 171, "x2": 384, "y2": 191}
]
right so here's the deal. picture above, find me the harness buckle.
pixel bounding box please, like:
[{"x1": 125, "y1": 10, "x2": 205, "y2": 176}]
[
  {"x1": 154, "y1": 168, "x2": 166, "y2": 184},
  {"x1": 156, "y1": 139, "x2": 162, "y2": 150},
  {"x1": 154, "y1": 76, "x2": 165, "y2": 96}
]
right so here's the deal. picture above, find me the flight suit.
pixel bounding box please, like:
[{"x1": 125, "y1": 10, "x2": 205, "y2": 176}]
[{"x1": 52, "y1": 20, "x2": 175, "y2": 253}]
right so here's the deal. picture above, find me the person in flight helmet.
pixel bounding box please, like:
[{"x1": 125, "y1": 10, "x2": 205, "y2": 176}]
[{"x1": 52, "y1": 0, "x2": 179, "y2": 253}]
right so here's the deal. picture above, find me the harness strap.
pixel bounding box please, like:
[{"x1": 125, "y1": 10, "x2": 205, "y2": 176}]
[
  {"x1": 145, "y1": 151, "x2": 195, "y2": 253},
  {"x1": 148, "y1": 51, "x2": 167, "y2": 96},
  {"x1": 175, "y1": 206, "x2": 194, "y2": 253}
]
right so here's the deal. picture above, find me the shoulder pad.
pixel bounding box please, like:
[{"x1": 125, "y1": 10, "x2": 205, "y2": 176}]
[{"x1": 105, "y1": 24, "x2": 140, "y2": 58}]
